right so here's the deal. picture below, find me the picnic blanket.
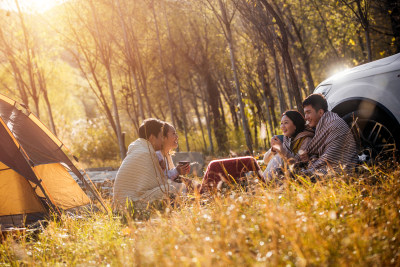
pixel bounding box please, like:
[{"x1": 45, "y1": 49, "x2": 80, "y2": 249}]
[{"x1": 201, "y1": 156, "x2": 262, "y2": 192}]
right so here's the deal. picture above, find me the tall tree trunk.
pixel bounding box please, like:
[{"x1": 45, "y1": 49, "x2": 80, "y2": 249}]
[
  {"x1": 90, "y1": 0, "x2": 126, "y2": 159},
  {"x1": 200, "y1": 83, "x2": 214, "y2": 153},
  {"x1": 356, "y1": 0, "x2": 372, "y2": 61},
  {"x1": 364, "y1": 28, "x2": 372, "y2": 62},
  {"x1": 251, "y1": 107, "x2": 258, "y2": 150},
  {"x1": 217, "y1": 92, "x2": 227, "y2": 127},
  {"x1": 116, "y1": 0, "x2": 145, "y2": 121},
  {"x1": 177, "y1": 79, "x2": 190, "y2": 151},
  {"x1": 271, "y1": 48, "x2": 286, "y2": 115},
  {"x1": 260, "y1": 0, "x2": 303, "y2": 112},
  {"x1": 0, "y1": 28, "x2": 29, "y2": 107},
  {"x1": 37, "y1": 70, "x2": 57, "y2": 135},
  {"x1": 136, "y1": 52, "x2": 153, "y2": 118},
  {"x1": 131, "y1": 67, "x2": 145, "y2": 121},
  {"x1": 219, "y1": 76, "x2": 239, "y2": 130},
  {"x1": 15, "y1": 0, "x2": 40, "y2": 117},
  {"x1": 281, "y1": 54, "x2": 293, "y2": 109},
  {"x1": 163, "y1": 3, "x2": 190, "y2": 151},
  {"x1": 203, "y1": 69, "x2": 226, "y2": 152},
  {"x1": 217, "y1": 0, "x2": 253, "y2": 154},
  {"x1": 123, "y1": 4, "x2": 153, "y2": 118},
  {"x1": 303, "y1": 58, "x2": 315, "y2": 95},
  {"x1": 257, "y1": 54, "x2": 275, "y2": 137},
  {"x1": 151, "y1": 1, "x2": 175, "y2": 126},
  {"x1": 310, "y1": 0, "x2": 341, "y2": 60},
  {"x1": 385, "y1": 0, "x2": 400, "y2": 53},
  {"x1": 357, "y1": 29, "x2": 367, "y2": 59},
  {"x1": 190, "y1": 81, "x2": 208, "y2": 151},
  {"x1": 105, "y1": 66, "x2": 126, "y2": 159},
  {"x1": 228, "y1": 102, "x2": 239, "y2": 130},
  {"x1": 122, "y1": 86, "x2": 139, "y2": 135},
  {"x1": 67, "y1": 44, "x2": 119, "y2": 138}
]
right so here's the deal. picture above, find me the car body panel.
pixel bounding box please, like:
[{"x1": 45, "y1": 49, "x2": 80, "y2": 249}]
[{"x1": 314, "y1": 53, "x2": 400, "y2": 125}]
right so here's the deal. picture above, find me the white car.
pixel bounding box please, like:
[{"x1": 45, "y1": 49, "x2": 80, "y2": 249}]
[{"x1": 314, "y1": 53, "x2": 400, "y2": 162}]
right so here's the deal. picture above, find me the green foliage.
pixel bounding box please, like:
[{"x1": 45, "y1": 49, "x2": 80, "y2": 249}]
[{"x1": 69, "y1": 118, "x2": 120, "y2": 168}]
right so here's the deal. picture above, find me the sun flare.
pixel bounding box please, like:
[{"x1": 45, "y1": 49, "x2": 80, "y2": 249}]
[{"x1": 2, "y1": 0, "x2": 64, "y2": 13}]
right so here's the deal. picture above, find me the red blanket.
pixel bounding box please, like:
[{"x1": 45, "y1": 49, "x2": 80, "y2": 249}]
[{"x1": 200, "y1": 156, "x2": 262, "y2": 191}]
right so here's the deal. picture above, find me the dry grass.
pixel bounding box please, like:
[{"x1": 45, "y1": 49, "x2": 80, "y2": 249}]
[{"x1": 1, "y1": 163, "x2": 400, "y2": 266}]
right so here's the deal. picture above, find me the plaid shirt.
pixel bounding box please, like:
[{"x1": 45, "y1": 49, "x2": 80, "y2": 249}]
[{"x1": 305, "y1": 111, "x2": 358, "y2": 175}]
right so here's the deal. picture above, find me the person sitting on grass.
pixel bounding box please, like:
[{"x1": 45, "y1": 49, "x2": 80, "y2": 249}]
[
  {"x1": 113, "y1": 118, "x2": 186, "y2": 210},
  {"x1": 264, "y1": 110, "x2": 314, "y2": 179},
  {"x1": 156, "y1": 122, "x2": 190, "y2": 181},
  {"x1": 299, "y1": 94, "x2": 358, "y2": 176}
]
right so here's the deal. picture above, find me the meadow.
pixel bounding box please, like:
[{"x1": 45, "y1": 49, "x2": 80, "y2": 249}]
[{"x1": 1, "y1": 163, "x2": 400, "y2": 266}]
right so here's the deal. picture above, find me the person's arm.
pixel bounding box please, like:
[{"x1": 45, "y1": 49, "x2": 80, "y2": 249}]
[
  {"x1": 263, "y1": 149, "x2": 275, "y2": 165},
  {"x1": 280, "y1": 144, "x2": 295, "y2": 160},
  {"x1": 167, "y1": 168, "x2": 179, "y2": 181},
  {"x1": 155, "y1": 151, "x2": 166, "y2": 170},
  {"x1": 281, "y1": 137, "x2": 312, "y2": 164},
  {"x1": 167, "y1": 163, "x2": 191, "y2": 181},
  {"x1": 306, "y1": 133, "x2": 345, "y2": 173}
]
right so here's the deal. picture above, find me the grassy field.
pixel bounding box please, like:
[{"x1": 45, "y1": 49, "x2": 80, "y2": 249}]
[{"x1": 1, "y1": 163, "x2": 400, "y2": 266}]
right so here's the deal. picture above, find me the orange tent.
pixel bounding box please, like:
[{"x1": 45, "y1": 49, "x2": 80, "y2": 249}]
[{"x1": 0, "y1": 94, "x2": 106, "y2": 231}]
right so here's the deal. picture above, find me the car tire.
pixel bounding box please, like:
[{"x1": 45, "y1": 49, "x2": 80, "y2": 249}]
[{"x1": 342, "y1": 111, "x2": 398, "y2": 164}]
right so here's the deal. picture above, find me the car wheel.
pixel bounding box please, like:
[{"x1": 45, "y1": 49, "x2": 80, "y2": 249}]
[{"x1": 342, "y1": 112, "x2": 397, "y2": 164}]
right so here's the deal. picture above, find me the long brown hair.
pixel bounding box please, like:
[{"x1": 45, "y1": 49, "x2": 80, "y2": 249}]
[{"x1": 162, "y1": 122, "x2": 174, "y2": 137}]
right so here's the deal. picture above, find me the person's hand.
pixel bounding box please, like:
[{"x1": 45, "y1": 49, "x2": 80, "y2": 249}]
[
  {"x1": 271, "y1": 136, "x2": 282, "y2": 152},
  {"x1": 177, "y1": 163, "x2": 190, "y2": 175},
  {"x1": 299, "y1": 151, "x2": 309, "y2": 162}
]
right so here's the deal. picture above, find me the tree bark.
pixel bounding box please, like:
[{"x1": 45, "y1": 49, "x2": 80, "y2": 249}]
[
  {"x1": 151, "y1": 1, "x2": 176, "y2": 127},
  {"x1": 116, "y1": 0, "x2": 145, "y2": 121},
  {"x1": 260, "y1": 0, "x2": 303, "y2": 112},
  {"x1": 163, "y1": 3, "x2": 190, "y2": 151},
  {"x1": 271, "y1": 47, "x2": 286, "y2": 115},
  {"x1": 385, "y1": 0, "x2": 400, "y2": 53},
  {"x1": 0, "y1": 28, "x2": 29, "y2": 108},
  {"x1": 200, "y1": 82, "x2": 214, "y2": 153},
  {"x1": 214, "y1": 0, "x2": 253, "y2": 154},
  {"x1": 256, "y1": 53, "x2": 275, "y2": 136},
  {"x1": 15, "y1": 0, "x2": 40, "y2": 117},
  {"x1": 37, "y1": 69, "x2": 57, "y2": 135},
  {"x1": 89, "y1": 0, "x2": 126, "y2": 159},
  {"x1": 190, "y1": 78, "x2": 208, "y2": 151}
]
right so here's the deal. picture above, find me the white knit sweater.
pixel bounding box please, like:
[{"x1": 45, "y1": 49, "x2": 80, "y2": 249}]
[{"x1": 113, "y1": 138, "x2": 186, "y2": 208}]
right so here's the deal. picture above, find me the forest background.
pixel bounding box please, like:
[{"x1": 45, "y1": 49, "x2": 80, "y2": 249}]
[{"x1": 0, "y1": 0, "x2": 399, "y2": 167}]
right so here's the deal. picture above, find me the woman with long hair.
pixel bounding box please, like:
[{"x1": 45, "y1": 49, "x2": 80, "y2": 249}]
[
  {"x1": 156, "y1": 122, "x2": 190, "y2": 181},
  {"x1": 263, "y1": 110, "x2": 314, "y2": 179}
]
